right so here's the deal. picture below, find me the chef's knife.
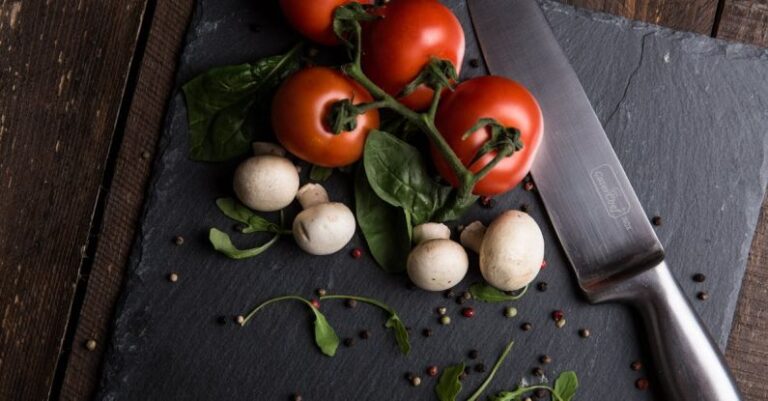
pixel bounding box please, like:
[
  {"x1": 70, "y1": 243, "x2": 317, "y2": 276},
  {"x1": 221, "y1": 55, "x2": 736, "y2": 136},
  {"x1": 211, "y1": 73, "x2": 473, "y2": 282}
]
[{"x1": 467, "y1": 0, "x2": 742, "y2": 399}]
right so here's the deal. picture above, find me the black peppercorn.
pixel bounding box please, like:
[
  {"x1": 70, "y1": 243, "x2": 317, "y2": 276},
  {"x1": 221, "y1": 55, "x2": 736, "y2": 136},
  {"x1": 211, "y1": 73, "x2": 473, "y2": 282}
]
[
  {"x1": 343, "y1": 338, "x2": 354, "y2": 347},
  {"x1": 468, "y1": 349, "x2": 479, "y2": 359},
  {"x1": 422, "y1": 328, "x2": 433, "y2": 337},
  {"x1": 459, "y1": 372, "x2": 468, "y2": 381},
  {"x1": 359, "y1": 330, "x2": 371, "y2": 340},
  {"x1": 519, "y1": 203, "x2": 530, "y2": 212},
  {"x1": 464, "y1": 366, "x2": 472, "y2": 374},
  {"x1": 630, "y1": 360, "x2": 643, "y2": 371},
  {"x1": 291, "y1": 393, "x2": 303, "y2": 401},
  {"x1": 173, "y1": 236, "x2": 184, "y2": 246},
  {"x1": 532, "y1": 367, "x2": 544, "y2": 377},
  {"x1": 697, "y1": 291, "x2": 710, "y2": 301},
  {"x1": 469, "y1": 58, "x2": 480, "y2": 68},
  {"x1": 455, "y1": 296, "x2": 465, "y2": 305},
  {"x1": 693, "y1": 273, "x2": 706, "y2": 283},
  {"x1": 344, "y1": 299, "x2": 358, "y2": 308},
  {"x1": 539, "y1": 355, "x2": 551, "y2": 364},
  {"x1": 651, "y1": 216, "x2": 662, "y2": 226},
  {"x1": 578, "y1": 328, "x2": 591, "y2": 338},
  {"x1": 536, "y1": 282, "x2": 548, "y2": 292},
  {"x1": 474, "y1": 363, "x2": 486, "y2": 373},
  {"x1": 534, "y1": 388, "x2": 548, "y2": 398},
  {"x1": 521, "y1": 322, "x2": 533, "y2": 331},
  {"x1": 216, "y1": 315, "x2": 228, "y2": 325},
  {"x1": 444, "y1": 289, "x2": 455, "y2": 299}
]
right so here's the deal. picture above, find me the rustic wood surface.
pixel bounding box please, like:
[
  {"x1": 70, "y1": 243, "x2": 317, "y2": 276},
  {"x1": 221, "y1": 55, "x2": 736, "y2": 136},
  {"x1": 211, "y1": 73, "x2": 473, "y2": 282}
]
[{"x1": 0, "y1": 0, "x2": 764, "y2": 400}]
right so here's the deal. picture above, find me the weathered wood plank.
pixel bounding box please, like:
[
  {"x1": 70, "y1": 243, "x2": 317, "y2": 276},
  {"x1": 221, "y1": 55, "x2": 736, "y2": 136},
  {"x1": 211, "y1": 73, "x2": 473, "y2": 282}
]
[
  {"x1": 716, "y1": 0, "x2": 768, "y2": 47},
  {"x1": 0, "y1": 1, "x2": 147, "y2": 400},
  {"x1": 562, "y1": 0, "x2": 720, "y2": 34},
  {"x1": 57, "y1": 2, "x2": 194, "y2": 400}
]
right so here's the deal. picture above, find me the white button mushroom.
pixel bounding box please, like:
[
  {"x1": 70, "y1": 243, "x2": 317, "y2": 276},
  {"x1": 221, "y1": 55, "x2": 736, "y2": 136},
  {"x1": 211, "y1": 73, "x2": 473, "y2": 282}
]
[
  {"x1": 407, "y1": 223, "x2": 468, "y2": 291},
  {"x1": 292, "y1": 183, "x2": 356, "y2": 255},
  {"x1": 460, "y1": 210, "x2": 544, "y2": 291},
  {"x1": 233, "y1": 142, "x2": 300, "y2": 212}
]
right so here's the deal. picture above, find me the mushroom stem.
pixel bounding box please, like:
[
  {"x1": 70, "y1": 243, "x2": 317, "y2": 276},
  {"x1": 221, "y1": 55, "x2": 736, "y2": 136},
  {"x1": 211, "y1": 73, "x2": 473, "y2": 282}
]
[
  {"x1": 459, "y1": 221, "x2": 486, "y2": 253},
  {"x1": 297, "y1": 183, "x2": 330, "y2": 209},
  {"x1": 412, "y1": 223, "x2": 451, "y2": 244},
  {"x1": 252, "y1": 142, "x2": 286, "y2": 157}
]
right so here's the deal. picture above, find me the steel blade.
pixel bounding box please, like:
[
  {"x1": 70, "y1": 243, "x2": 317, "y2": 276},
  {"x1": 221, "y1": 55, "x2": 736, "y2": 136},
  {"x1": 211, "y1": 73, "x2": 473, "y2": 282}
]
[{"x1": 468, "y1": 0, "x2": 664, "y2": 292}]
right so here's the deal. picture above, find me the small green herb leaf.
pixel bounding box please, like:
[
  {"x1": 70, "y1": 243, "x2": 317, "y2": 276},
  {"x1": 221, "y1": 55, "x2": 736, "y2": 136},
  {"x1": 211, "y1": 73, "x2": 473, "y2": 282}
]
[
  {"x1": 310, "y1": 165, "x2": 334, "y2": 182},
  {"x1": 488, "y1": 389, "x2": 527, "y2": 401},
  {"x1": 553, "y1": 371, "x2": 579, "y2": 401},
  {"x1": 466, "y1": 338, "x2": 515, "y2": 401},
  {"x1": 310, "y1": 307, "x2": 340, "y2": 357},
  {"x1": 215, "y1": 198, "x2": 282, "y2": 234},
  {"x1": 469, "y1": 282, "x2": 528, "y2": 303},
  {"x1": 435, "y1": 363, "x2": 464, "y2": 401},
  {"x1": 208, "y1": 228, "x2": 280, "y2": 259},
  {"x1": 183, "y1": 44, "x2": 302, "y2": 161},
  {"x1": 354, "y1": 165, "x2": 410, "y2": 273},
  {"x1": 384, "y1": 314, "x2": 410, "y2": 355}
]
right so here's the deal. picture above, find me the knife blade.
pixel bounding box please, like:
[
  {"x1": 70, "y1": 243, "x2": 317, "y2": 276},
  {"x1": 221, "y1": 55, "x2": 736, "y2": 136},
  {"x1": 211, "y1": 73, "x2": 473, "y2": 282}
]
[{"x1": 468, "y1": 1, "x2": 742, "y2": 400}]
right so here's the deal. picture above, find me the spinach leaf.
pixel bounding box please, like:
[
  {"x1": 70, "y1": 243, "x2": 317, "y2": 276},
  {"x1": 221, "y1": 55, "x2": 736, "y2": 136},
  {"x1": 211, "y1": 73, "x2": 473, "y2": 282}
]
[
  {"x1": 310, "y1": 307, "x2": 340, "y2": 357},
  {"x1": 469, "y1": 282, "x2": 528, "y2": 303},
  {"x1": 209, "y1": 228, "x2": 280, "y2": 259},
  {"x1": 553, "y1": 371, "x2": 579, "y2": 401},
  {"x1": 435, "y1": 363, "x2": 465, "y2": 401},
  {"x1": 466, "y1": 338, "x2": 515, "y2": 401},
  {"x1": 215, "y1": 198, "x2": 283, "y2": 234},
  {"x1": 354, "y1": 165, "x2": 410, "y2": 273},
  {"x1": 364, "y1": 130, "x2": 469, "y2": 224},
  {"x1": 183, "y1": 44, "x2": 302, "y2": 161},
  {"x1": 384, "y1": 314, "x2": 411, "y2": 355},
  {"x1": 310, "y1": 165, "x2": 334, "y2": 182}
]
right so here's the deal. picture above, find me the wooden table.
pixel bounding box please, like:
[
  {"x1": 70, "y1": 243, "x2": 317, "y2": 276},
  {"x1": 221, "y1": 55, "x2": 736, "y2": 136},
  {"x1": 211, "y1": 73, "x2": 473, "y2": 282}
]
[{"x1": 0, "y1": 1, "x2": 766, "y2": 400}]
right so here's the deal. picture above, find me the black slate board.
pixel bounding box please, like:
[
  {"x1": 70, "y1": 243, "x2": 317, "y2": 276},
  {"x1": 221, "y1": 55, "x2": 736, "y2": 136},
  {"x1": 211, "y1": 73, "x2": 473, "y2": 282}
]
[{"x1": 97, "y1": 1, "x2": 768, "y2": 400}]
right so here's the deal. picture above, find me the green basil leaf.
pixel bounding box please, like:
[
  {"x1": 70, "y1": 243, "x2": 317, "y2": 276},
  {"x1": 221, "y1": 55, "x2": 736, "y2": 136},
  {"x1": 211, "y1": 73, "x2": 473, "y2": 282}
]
[
  {"x1": 183, "y1": 44, "x2": 302, "y2": 161},
  {"x1": 435, "y1": 363, "x2": 465, "y2": 401},
  {"x1": 469, "y1": 282, "x2": 528, "y2": 303},
  {"x1": 310, "y1": 307, "x2": 340, "y2": 357},
  {"x1": 364, "y1": 130, "x2": 454, "y2": 224},
  {"x1": 553, "y1": 371, "x2": 579, "y2": 401},
  {"x1": 466, "y1": 339, "x2": 515, "y2": 401},
  {"x1": 384, "y1": 314, "x2": 411, "y2": 355},
  {"x1": 354, "y1": 165, "x2": 410, "y2": 273},
  {"x1": 209, "y1": 228, "x2": 280, "y2": 259},
  {"x1": 215, "y1": 198, "x2": 281, "y2": 233},
  {"x1": 310, "y1": 165, "x2": 334, "y2": 182}
]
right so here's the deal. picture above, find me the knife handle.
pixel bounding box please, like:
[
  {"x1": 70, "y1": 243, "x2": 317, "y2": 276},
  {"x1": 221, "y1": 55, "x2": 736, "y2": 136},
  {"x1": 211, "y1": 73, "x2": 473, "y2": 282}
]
[{"x1": 590, "y1": 261, "x2": 742, "y2": 401}]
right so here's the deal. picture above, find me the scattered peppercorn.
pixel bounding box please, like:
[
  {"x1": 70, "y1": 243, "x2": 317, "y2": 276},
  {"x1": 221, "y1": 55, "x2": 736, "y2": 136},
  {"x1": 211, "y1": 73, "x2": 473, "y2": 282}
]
[
  {"x1": 555, "y1": 318, "x2": 566, "y2": 328},
  {"x1": 344, "y1": 299, "x2": 358, "y2": 308},
  {"x1": 405, "y1": 372, "x2": 415, "y2": 381},
  {"x1": 440, "y1": 315, "x2": 451, "y2": 325},
  {"x1": 343, "y1": 338, "x2": 355, "y2": 347},
  {"x1": 422, "y1": 328, "x2": 433, "y2": 337},
  {"x1": 521, "y1": 322, "x2": 533, "y2": 331},
  {"x1": 519, "y1": 203, "x2": 529, "y2": 212},
  {"x1": 141, "y1": 151, "x2": 151, "y2": 160},
  {"x1": 697, "y1": 291, "x2": 710, "y2": 301},
  {"x1": 172, "y1": 236, "x2": 184, "y2": 246},
  {"x1": 534, "y1": 388, "x2": 548, "y2": 398},
  {"x1": 462, "y1": 291, "x2": 472, "y2": 300},
  {"x1": 474, "y1": 363, "x2": 486, "y2": 373},
  {"x1": 216, "y1": 315, "x2": 228, "y2": 325},
  {"x1": 359, "y1": 330, "x2": 371, "y2": 340},
  {"x1": 455, "y1": 296, "x2": 466, "y2": 305},
  {"x1": 444, "y1": 289, "x2": 455, "y2": 299},
  {"x1": 536, "y1": 281, "x2": 548, "y2": 292},
  {"x1": 504, "y1": 306, "x2": 518, "y2": 318},
  {"x1": 427, "y1": 365, "x2": 439, "y2": 377},
  {"x1": 540, "y1": 260, "x2": 547, "y2": 269},
  {"x1": 539, "y1": 355, "x2": 552, "y2": 364},
  {"x1": 350, "y1": 247, "x2": 363, "y2": 259},
  {"x1": 630, "y1": 360, "x2": 643, "y2": 371},
  {"x1": 693, "y1": 273, "x2": 707, "y2": 283},
  {"x1": 459, "y1": 372, "x2": 468, "y2": 381},
  {"x1": 85, "y1": 339, "x2": 97, "y2": 351},
  {"x1": 437, "y1": 307, "x2": 447, "y2": 315},
  {"x1": 469, "y1": 58, "x2": 480, "y2": 68},
  {"x1": 524, "y1": 181, "x2": 535, "y2": 191},
  {"x1": 578, "y1": 328, "x2": 591, "y2": 338},
  {"x1": 291, "y1": 393, "x2": 303, "y2": 401},
  {"x1": 411, "y1": 376, "x2": 422, "y2": 387},
  {"x1": 316, "y1": 288, "x2": 327, "y2": 296},
  {"x1": 551, "y1": 310, "x2": 564, "y2": 321},
  {"x1": 464, "y1": 366, "x2": 472, "y2": 374},
  {"x1": 310, "y1": 299, "x2": 320, "y2": 309},
  {"x1": 635, "y1": 378, "x2": 650, "y2": 390},
  {"x1": 651, "y1": 216, "x2": 662, "y2": 226},
  {"x1": 461, "y1": 307, "x2": 475, "y2": 318},
  {"x1": 468, "y1": 349, "x2": 479, "y2": 359},
  {"x1": 235, "y1": 315, "x2": 245, "y2": 326},
  {"x1": 168, "y1": 272, "x2": 179, "y2": 283},
  {"x1": 479, "y1": 196, "x2": 495, "y2": 208}
]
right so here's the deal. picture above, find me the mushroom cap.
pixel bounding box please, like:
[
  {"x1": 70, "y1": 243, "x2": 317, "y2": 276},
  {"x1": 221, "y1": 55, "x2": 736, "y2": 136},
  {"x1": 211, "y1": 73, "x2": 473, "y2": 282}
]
[
  {"x1": 233, "y1": 155, "x2": 300, "y2": 212},
  {"x1": 293, "y1": 202, "x2": 356, "y2": 255},
  {"x1": 479, "y1": 210, "x2": 544, "y2": 291},
  {"x1": 407, "y1": 239, "x2": 468, "y2": 291},
  {"x1": 412, "y1": 222, "x2": 451, "y2": 244}
]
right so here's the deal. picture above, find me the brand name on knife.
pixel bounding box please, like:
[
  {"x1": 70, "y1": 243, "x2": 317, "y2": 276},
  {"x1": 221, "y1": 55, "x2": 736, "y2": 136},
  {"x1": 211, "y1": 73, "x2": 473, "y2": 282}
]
[{"x1": 590, "y1": 164, "x2": 631, "y2": 219}]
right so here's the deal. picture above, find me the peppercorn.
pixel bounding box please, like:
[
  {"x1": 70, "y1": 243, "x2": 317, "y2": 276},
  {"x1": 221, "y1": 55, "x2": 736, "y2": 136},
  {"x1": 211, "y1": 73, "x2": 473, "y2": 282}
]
[
  {"x1": 291, "y1": 393, "x2": 303, "y2": 401},
  {"x1": 479, "y1": 196, "x2": 495, "y2": 208},
  {"x1": 540, "y1": 259, "x2": 547, "y2": 269},
  {"x1": 350, "y1": 247, "x2": 363, "y2": 259},
  {"x1": 426, "y1": 365, "x2": 439, "y2": 377},
  {"x1": 693, "y1": 273, "x2": 706, "y2": 283},
  {"x1": 474, "y1": 363, "x2": 486, "y2": 373},
  {"x1": 521, "y1": 322, "x2": 533, "y2": 331},
  {"x1": 168, "y1": 273, "x2": 179, "y2": 283},
  {"x1": 523, "y1": 398, "x2": 533, "y2": 401},
  {"x1": 316, "y1": 288, "x2": 327, "y2": 297},
  {"x1": 344, "y1": 299, "x2": 358, "y2": 308},
  {"x1": 502, "y1": 307, "x2": 517, "y2": 318},
  {"x1": 173, "y1": 235, "x2": 184, "y2": 246},
  {"x1": 343, "y1": 338, "x2": 355, "y2": 347},
  {"x1": 524, "y1": 181, "x2": 535, "y2": 191},
  {"x1": 469, "y1": 58, "x2": 480, "y2": 68},
  {"x1": 635, "y1": 378, "x2": 650, "y2": 390},
  {"x1": 468, "y1": 349, "x2": 479, "y2": 359},
  {"x1": 536, "y1": 282, "x2": 548, "y2": 292},
  {"x1": 462, "y1": 291, "x2": 472, "y2": 300},
  {"x1": 216, "y1": 315, "x2": 227, "y2": 325},
  {"x1": 411, "y1": 376, "x2": 422, "y2": 387},
  {"x1": 141, "y1": 151, "x2": 151, "y2": 160},
  {"x1": 551, "y1": 310, "x2": 564, "y2": 321},
  {"x1": 310, "y1": 299, "x2": 320, "y2": 309},
  {"x1": 464, "y1": 366, "x2": 472, "y2": 374},
  {"x1": 405, "y1": 372, "x2": 415, "y2": 381},
  {"x1": 437, "y1": 307, "x2": 447, "y2": 315},
  {"x1": 444, "y1": 289, "x2": 455, "y2": 299},
  {"x1": 534, "y1": 388, "x2": 547, "y2": 398},
  {"x1": 235, "y1": 315, "x2": 245, "y2": 325},
  {"x1": 697, "y1": 291, "x2": 710, "y2": 301},
  {"x1": 359, "y1": 330, "x2": 371, "y2": 340},
  {"x1": 519, "y1": 203, "x2": 529, "y2": 212},
  {"x1": 555, "y1": 318, "x2": 566, "y2": 328},
  {"x1": 455, "y1": 296, "x2": 465, "y2": 305},
  {"x1": 461, "y1": 307, "x2": 475, "y2": 318},
  {"x1": 422, "y1": 328, "x2": 433, "y2": 337},
  {"x1": 532, "y1": 367, "x2": 544, "y2": 377},
  {"x1": 578, "y1": 328, "x2": 591, "y2": 338},
  {"x1": 630, "y1": 360, "x2": 643, "y2": 371},
  {"x1": 84, "y1": 339, "x2": 97, "y2": 351},
  {"x1": 440, "y1": 315, "x2": 451, "y2": 325},
  {"x1": 651, "y1": 216, "x2": 662, "y2": 226},
  {"x1": 539, "y1": 355, "x2": 552, "y2": 364},
  {"x1": 458, "y1": 372, "x2": 468, "y2": 381}
]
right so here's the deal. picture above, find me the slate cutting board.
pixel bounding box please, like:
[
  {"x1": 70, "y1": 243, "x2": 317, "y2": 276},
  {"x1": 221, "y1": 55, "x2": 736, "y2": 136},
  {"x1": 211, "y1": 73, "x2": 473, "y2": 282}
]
[{"x1": 96, "y1": 1, "x2": 768, "y2": 400}]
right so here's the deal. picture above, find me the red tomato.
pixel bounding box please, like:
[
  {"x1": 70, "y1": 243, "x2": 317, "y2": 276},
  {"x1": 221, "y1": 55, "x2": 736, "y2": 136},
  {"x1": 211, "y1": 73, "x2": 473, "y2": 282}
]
[
  {"x1": 432, "y1": 76, "x2": 543, "y2": 196},
  {"x1": 272, "y1": 67, "x2": 379, "y2": 168},
  {"x1": 361, "y1": 0, "x2": 465, "y2": 110},
  {"x1": 279, "y1": 0, "x2": 374, "y2": 46}
]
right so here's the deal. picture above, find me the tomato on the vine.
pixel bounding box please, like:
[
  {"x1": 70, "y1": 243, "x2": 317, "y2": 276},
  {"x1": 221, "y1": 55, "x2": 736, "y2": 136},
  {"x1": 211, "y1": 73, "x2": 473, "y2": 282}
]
[
  {"x1": 279, "y1": 0, "x2": 374, "y2": 46},
  {"x1": 361, "y1": 0, "x2": 465, "y2": 111},
  {"x1": 272, "y1": 67, "x2": 379, "y2": 168},
  {"x1": 431, "y1": 76, "x2": 543, "y2": 196}
]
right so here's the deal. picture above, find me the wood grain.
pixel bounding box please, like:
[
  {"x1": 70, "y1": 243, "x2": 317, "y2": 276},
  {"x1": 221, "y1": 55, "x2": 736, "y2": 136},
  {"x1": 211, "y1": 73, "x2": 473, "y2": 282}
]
[
  {"x1": 562, "y1": 0, "x2": 720, "y2": 34},
  {"x1": 57, "y1": 2, "x2": 194, "y2": 400},
  {"x1": 0, "y1": 1, "x2": 147, "y2": 400},
  {"x1": 716, "y1": 0, "x2": 768, "y2": 47}
]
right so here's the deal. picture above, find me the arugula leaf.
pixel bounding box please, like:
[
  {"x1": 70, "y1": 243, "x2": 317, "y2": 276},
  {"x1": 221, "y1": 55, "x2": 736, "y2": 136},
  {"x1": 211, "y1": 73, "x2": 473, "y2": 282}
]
[
  {"x1": 310, "y1": 307, "x2": 340, "y2": 357},
  {"x1": 469, "y1": 282, "x2": 528, "y2": 303},
  {"x1": 384, "y1": 315, "x2": 411, "y2": 355},
  {"x1": 209, "y1": 228, "x2": 280, "y2": 259},
  {"x1": 310, "y1": 165, "x2": 334, "y2": 182},
  {"x1": 183, "y1": 44, "x2": 302, "y2": 161},
  {"x1": 363, "y1": 130, "x2": 472, "y2": 224},
  {"x1": 466, "y1": 338, "x2": 515, "y2": 401},
  {"x1": 488, "y1": 389, "x2": 527, "y2": 401},
  {"x1": 553, "y1": 371, "x2": 579, "y2": 401},
  {"x1": 215, "y1": 198, "x2": 283, "y2": 234},
  {"x1": 435, "y1": 363, "x2": 465, "y2": 401},
  {"x1": 354, "y1": 165, "x2": 410, "y2": 273}
]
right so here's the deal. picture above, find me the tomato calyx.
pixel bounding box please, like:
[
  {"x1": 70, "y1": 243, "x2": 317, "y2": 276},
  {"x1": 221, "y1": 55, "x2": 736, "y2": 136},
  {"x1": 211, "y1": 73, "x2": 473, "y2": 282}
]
[
  {"x1": 326, "y1": 98, "x2": 386, "y2": 135},
  {"x1": 399, "y1": 57, "x2": 458, "y2": 98},
  {"x1": 463, "y1": 118, "x2": 524, "y2": 172},
  {"x1": 332, "y1": 3, "x2": 378, "y2": 55}
]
